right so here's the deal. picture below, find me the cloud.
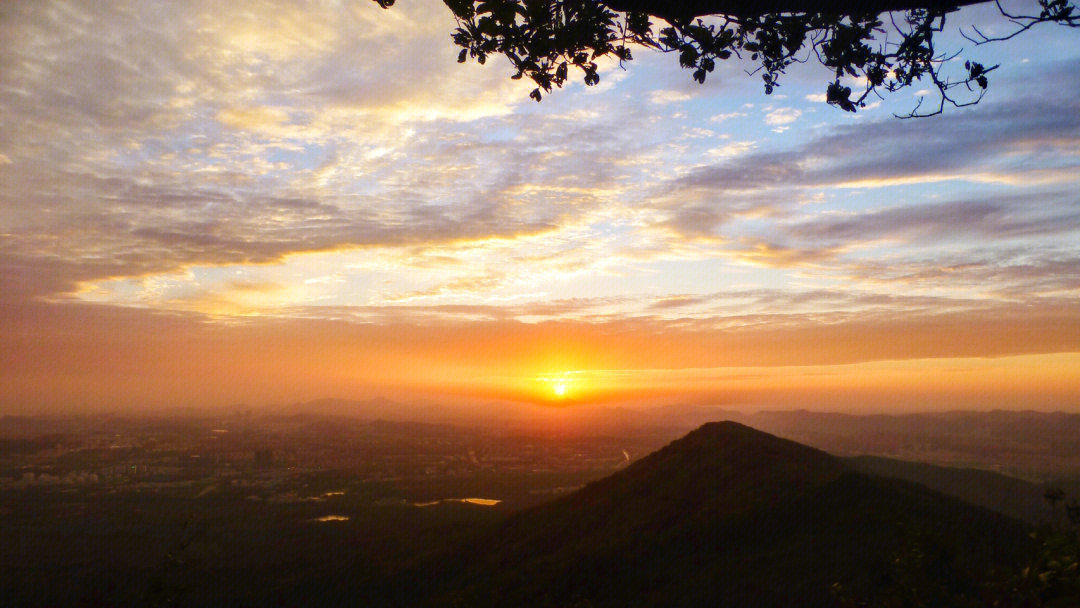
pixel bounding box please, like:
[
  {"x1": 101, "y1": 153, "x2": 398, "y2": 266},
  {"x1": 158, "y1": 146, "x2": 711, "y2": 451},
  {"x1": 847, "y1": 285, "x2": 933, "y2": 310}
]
[
  {"x1": 648, "y1": 90, "x2": 693, "y2": 104},
  {"x1": 708, "y1": 111, "x2": 747, "y2": 123},
  {"x1": 763, "y1": 107, "x2": 802, "y2": 125},
  {"x1": 216, "y1": 107, "x2": 291, "y2": 130},
  {"x1": 787, "y1": 191, "x2": 1080, "y2": 244},
  {"x1": 0, "y1": 0, "x2": 675, "y2": 304},
  {"x1": 1, "y1": 0, "x2": 1079, "y2": 370},
  {"x1": 836, "y1": 253, "x2": 1080, "y2": 298},
  {"x1": 661, "y1": 63, "x2": 1080, "y2": 197},
  {"x1": 635, "y1": 66, "x2": 1080, "y2": 264},
  {"x1": 730, "y1": 241, "x2": 842, "y2": 268}
]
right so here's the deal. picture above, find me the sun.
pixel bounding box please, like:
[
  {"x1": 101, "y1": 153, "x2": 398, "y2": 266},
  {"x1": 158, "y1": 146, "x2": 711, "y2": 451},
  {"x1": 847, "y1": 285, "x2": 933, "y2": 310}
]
[
  {"x1": 538, "y1": 372, "x2": 576, "y2": 400},
  {"x1": 551, "y1": 381, "x2": 569, "y2": 397}
]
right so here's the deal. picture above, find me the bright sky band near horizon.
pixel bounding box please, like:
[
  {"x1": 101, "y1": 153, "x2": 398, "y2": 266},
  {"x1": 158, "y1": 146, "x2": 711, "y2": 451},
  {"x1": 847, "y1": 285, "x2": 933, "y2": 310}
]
[{"x1": 2, "y1": 0, "x2": 1080, "y2": 414}]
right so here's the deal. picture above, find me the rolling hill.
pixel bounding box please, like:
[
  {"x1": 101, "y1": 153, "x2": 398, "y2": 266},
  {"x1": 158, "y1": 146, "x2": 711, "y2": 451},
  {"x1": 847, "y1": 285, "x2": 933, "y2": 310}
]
[
  {"x1": 394, "y1": 422, "x2": 1030, "y2": 607},
  {"x1": 845, "y1": 454, "x2": 1054, "y2": 524}
]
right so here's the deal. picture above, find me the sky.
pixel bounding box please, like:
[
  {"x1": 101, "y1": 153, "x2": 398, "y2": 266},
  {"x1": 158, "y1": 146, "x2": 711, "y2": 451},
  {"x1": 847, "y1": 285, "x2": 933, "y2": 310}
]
[{"x1": 2, "y1": 0, "x2": 1079, "y2": 415}]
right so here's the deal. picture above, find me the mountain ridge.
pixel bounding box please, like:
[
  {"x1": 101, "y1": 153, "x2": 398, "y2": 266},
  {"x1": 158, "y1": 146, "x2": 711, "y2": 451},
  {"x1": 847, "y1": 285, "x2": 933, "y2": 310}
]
[{"x1": 402, "y1": 421, "x2": 1030, "y2": 608}]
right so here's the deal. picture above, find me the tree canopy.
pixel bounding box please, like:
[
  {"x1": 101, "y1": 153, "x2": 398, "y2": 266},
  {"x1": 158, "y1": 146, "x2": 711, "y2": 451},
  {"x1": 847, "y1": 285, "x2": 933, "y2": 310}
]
[{"x1": 375, "y1": 0, "x2": 1078, "y2": 116}]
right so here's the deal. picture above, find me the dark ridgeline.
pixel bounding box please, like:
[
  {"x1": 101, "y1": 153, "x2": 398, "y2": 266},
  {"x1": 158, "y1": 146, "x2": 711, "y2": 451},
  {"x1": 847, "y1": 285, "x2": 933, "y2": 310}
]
[{"x1": 383, "y1": 422, "x2": 1028, "y2": 608}]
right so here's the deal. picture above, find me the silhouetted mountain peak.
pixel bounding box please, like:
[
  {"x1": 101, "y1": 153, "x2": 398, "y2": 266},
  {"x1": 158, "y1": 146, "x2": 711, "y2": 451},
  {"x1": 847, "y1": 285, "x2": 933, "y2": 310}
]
[
  {"x1": 616, "y1": 420, "x2": 840, "y2": 488},
  {"x1": 415, "y1": 422, "x2": 1030, "y2": 608},
  {"x1": 665, "y1": 420, "x2": 836, "y2": 463},
  {"x1": 544, "y1": 421, "x2": 846, "y2": 529}
]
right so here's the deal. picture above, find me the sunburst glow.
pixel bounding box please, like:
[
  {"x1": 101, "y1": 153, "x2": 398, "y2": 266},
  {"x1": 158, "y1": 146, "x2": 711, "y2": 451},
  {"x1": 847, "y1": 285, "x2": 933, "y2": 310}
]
[
  {"x1": 552, "y1": 381, "x2": 568, "y2": 397},
  {"x1": 539, "y1": 372, "x2": 578, "y2": 401}
]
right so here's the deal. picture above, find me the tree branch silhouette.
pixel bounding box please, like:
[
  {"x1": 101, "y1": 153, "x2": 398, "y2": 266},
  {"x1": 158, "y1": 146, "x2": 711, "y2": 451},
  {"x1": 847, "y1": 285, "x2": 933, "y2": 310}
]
[{"x1": 375, "y1": 0, "x2": 1077, "y2": 117}]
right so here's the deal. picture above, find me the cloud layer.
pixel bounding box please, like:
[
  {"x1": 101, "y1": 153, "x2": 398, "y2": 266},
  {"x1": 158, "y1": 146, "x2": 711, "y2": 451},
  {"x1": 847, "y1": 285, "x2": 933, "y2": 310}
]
[{"x1": 2, "y1": 1, "x2": 1079, "y2": 411}]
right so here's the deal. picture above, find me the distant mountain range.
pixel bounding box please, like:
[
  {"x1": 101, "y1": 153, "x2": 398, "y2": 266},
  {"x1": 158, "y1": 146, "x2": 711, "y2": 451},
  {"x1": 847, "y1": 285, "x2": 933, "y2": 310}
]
[
  {"x1": 280, "y1": 396, "x2": 1080, "y2": 433},
  {"x1": 378, "y1": 422, "x2": 1031, "y2": 607},
  {"x1": 273, "y1": 398, "x2": 1080, "y2": 478}
]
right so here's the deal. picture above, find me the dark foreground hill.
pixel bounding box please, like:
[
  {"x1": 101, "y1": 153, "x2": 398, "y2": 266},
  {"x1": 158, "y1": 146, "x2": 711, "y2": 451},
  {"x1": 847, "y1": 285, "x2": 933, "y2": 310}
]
[{"x1": 382, "y1": 422, "x2": 1029, "y2": 608}]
